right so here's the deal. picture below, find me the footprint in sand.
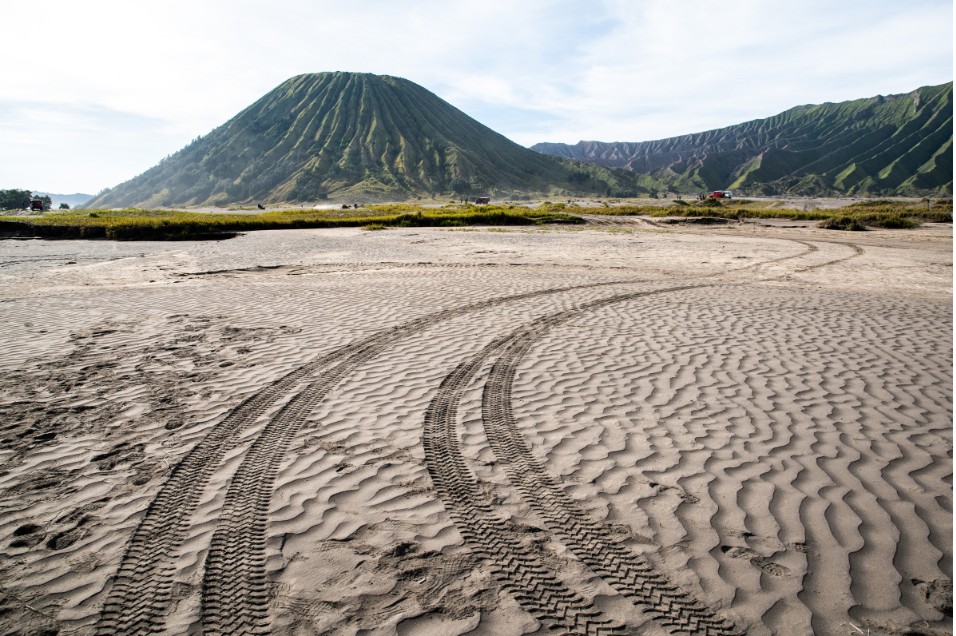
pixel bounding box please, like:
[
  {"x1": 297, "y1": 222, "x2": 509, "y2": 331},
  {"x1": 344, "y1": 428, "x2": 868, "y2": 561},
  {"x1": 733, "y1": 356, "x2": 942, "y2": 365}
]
[
  {"x1": 721, "y1": 545, "x2": 791, "y2": 576},
  {"x1": 9, "y1": 523, "x2": 45, "y2": 549},
  {"x1": 912, "y1": 578, "x2": 953, "y2": 616},
  {"x1": 647, "y1": 480, "x2": 700, "y2": 504}
]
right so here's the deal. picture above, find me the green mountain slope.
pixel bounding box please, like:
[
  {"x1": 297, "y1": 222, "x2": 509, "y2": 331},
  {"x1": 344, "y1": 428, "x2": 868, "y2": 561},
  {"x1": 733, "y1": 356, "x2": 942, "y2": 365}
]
[
  {"x1": 86, "y1": 73, "x2": 652, "y2": 208},
  {"x1": 532, "y1": 83, "x2": 953, "y2": 196}
]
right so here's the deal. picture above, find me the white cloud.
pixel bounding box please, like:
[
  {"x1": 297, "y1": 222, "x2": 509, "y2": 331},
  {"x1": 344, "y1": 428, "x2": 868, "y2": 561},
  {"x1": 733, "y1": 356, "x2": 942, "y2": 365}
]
[
  {"x1": 484, "y1": 0, "x2": 954, "y2": 143},
  {"x1": 1, "y1": 0, "x2": 951, "y2": 193}
]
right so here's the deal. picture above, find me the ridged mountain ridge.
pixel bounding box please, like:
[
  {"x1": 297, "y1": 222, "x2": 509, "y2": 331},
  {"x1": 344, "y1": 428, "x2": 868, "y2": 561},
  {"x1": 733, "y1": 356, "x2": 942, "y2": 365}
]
[
  {"x1": 532, "y1": 83, "x2": 953, "y2": 196},
  {"x1": 86, "y1": 72, "x2": 647, "y2": 208}
]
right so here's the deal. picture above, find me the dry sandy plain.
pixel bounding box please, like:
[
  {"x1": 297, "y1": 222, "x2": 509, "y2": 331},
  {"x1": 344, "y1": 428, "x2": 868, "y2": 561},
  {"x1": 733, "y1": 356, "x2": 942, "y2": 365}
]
[{"x1": 0, "y1": 217, "x2": 951, "y2": 635}]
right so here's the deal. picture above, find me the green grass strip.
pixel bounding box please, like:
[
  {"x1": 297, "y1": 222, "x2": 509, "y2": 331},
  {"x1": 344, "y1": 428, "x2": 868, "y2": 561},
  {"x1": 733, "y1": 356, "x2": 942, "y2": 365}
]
[{"x1": 0, "y1": 205, "x2": 583, "y2": 241}]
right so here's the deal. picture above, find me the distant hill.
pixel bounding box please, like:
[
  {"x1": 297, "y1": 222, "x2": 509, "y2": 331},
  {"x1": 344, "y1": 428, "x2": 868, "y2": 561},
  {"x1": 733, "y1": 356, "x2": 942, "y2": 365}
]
[
  {"x1": 85, "y1": 72, "x2": 651, "y2": 208},
  {"x1": 532, "y1": 83, "x2": 953, "y2": 196},
  {"x1": 35, "y1": 192, "x2": 94, "y2": 209}
]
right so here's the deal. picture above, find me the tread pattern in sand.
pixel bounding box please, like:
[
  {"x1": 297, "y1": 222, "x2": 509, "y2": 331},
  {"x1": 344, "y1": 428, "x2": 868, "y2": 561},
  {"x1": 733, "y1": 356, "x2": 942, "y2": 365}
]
[
  {"x1": 501, "y1": 270, "x2": 951, "y2": 633},
  {"x1": 102, "y1": 238, "x2": 859, "y2": 633},
  {"x1": 482, "y1": 323, "x2": 739, "y2": 635},
  {"x1": 419, "y1": 242, "x2": 870, "y2": 634},
  {"x1": 7, "y1": 231, "x2": 932, "y2": 635},
  {"x1": 195, "y1": 238, "x2": 836, "y2": 632},
  {"x1": 98, "y1": 276, "x2": 640, "y2": 633},
  {"x1": 423, "y1": 284, "x2": 741, "y2": 634},
  {"x1": 424, "y1": 347, "x2": 624, "y2": 635},
  {"x1": 199, "y1": 278, "x2": 666, "y2": 634}
]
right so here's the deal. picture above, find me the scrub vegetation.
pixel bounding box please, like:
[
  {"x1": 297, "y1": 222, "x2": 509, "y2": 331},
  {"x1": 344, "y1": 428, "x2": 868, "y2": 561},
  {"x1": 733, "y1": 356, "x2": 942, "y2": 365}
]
[
  {"x1": 575, "y1": 198, "x2": 952, "y2": 229},
  {"x1": 0, "y1": 205, "x2": 584, "y2": 240},
  {"x1": 1, "y1": 199, "x2": 948, "y2": 240}
]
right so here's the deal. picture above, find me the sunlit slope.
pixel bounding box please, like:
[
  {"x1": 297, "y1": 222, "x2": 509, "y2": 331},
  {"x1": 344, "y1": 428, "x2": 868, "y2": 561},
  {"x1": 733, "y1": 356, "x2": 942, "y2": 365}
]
[
  {"x1": 86, "y1": 72, "x2": 651, "y2": 207},
  {"x1": 532, "y1": 83, "x2": 952, "y2": 196}
]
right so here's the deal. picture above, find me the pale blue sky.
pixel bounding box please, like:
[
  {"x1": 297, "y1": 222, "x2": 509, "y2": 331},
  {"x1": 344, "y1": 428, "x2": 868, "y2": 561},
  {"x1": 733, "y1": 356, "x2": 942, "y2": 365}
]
[{"x1": 3, "y1": 0, "x2": 952, "y2": 194}]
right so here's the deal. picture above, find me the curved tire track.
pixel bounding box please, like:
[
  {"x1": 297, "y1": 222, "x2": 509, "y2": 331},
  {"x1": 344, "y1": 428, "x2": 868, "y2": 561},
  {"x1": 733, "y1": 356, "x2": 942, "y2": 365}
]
[
  {"x1": 201, "y1": 349, "x2": 377, "y2": 634},
  {"x1": 195, "y1": 239, "x2": 828, "y2": 631},
  {"x1": 98, "y1": 240, "x2": 858, "y2": 633},
  {"x1": 424, "y1": 242, "x2": 862, "y2": 634},
  {"x1": 95, "y1": 346, "x2": 347, "y2": 634},
  {"x1": 424, "y1": 339, "x2": 626, "y2": 635},
  {"x1": 424, "y1": 284, "x2": 734, "y2": 635},
  {"x1": 198, "y1": 239, "x2": 857, "y2": 632},
  {"x1": 481, "y1": 312, "x2": 739, "y2": 635},
  {"x1": 791, "y1": 240, "x2": 862, "y2": 273},
  {"x1": 97, "y1": 277, "x2": 631, "y2": 634}
]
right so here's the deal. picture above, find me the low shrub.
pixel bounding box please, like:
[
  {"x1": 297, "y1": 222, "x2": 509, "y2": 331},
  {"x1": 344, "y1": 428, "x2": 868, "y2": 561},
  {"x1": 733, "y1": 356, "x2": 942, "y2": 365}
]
[
  {"x1": 819, "y1": 216, "x2": 867, "y2": 231},
  {"x1": 847, "y1": 199, "x2": 896, "y2": 208},
  {"x1": 865, "y1": 215, "x2": 919, "y2": 229}
]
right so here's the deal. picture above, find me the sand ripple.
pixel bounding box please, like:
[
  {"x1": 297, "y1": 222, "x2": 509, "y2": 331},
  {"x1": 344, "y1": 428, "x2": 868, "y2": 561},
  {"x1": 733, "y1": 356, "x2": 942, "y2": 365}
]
[{"x1": 0, "y1": 225, "x2": 949, "y2": 635}]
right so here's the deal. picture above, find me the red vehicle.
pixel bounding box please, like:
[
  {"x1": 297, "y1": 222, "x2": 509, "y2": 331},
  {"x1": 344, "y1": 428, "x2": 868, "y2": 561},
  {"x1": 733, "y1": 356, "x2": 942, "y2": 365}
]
[{"x1": 708, "y1": 190, "x2": 733, "y2": 199}]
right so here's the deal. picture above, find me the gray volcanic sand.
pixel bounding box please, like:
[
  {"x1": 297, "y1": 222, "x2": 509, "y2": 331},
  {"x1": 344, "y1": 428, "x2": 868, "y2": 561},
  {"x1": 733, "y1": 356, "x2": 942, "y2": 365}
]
[{"x1": 0, "y1": 220, "x2": 951, "y2": 635}]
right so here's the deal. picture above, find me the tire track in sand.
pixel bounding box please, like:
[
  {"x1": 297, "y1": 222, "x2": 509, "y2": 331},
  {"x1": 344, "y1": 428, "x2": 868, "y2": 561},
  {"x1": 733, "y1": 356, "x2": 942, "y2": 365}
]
[
  {"x1": 424, "y1": 284, "x2": 737, "y2": 635},
  {"x1": 196, "y1": 275, "x2": 623, "y2": 633},
  {"x1": 425, "y1": 242, "x2": 862, "y2": 634},
  {"x1": 199, "y1": 275, "x2": 664, "y2": 634},
  {"x1": 791, "y1": 241, "x2": 861, "y2": 273},
  {"x1": 197, "y1": 238, "x2": 846, "y2": 633},
  {"x1": 198, "y1": 278, "x2": 662, "y2": 635},
  {"x1": 98, "y1": 238, "x2": 845, "y2": 633},
  {"x1": 97, "y1": 277, "x2": 631, "y2": 634},
  {"x1": 95, "y1": 344, "x2": 345, "y2": 635},
  {"x1": 424, "y1": 333, "x2": 628, "y2": 635},
  {"x1": 481, "y1": 307, "x2": 739, "y2": 635},
  {"x1": 195, "y1": 239, "x2": 826, "y2": 632}
]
